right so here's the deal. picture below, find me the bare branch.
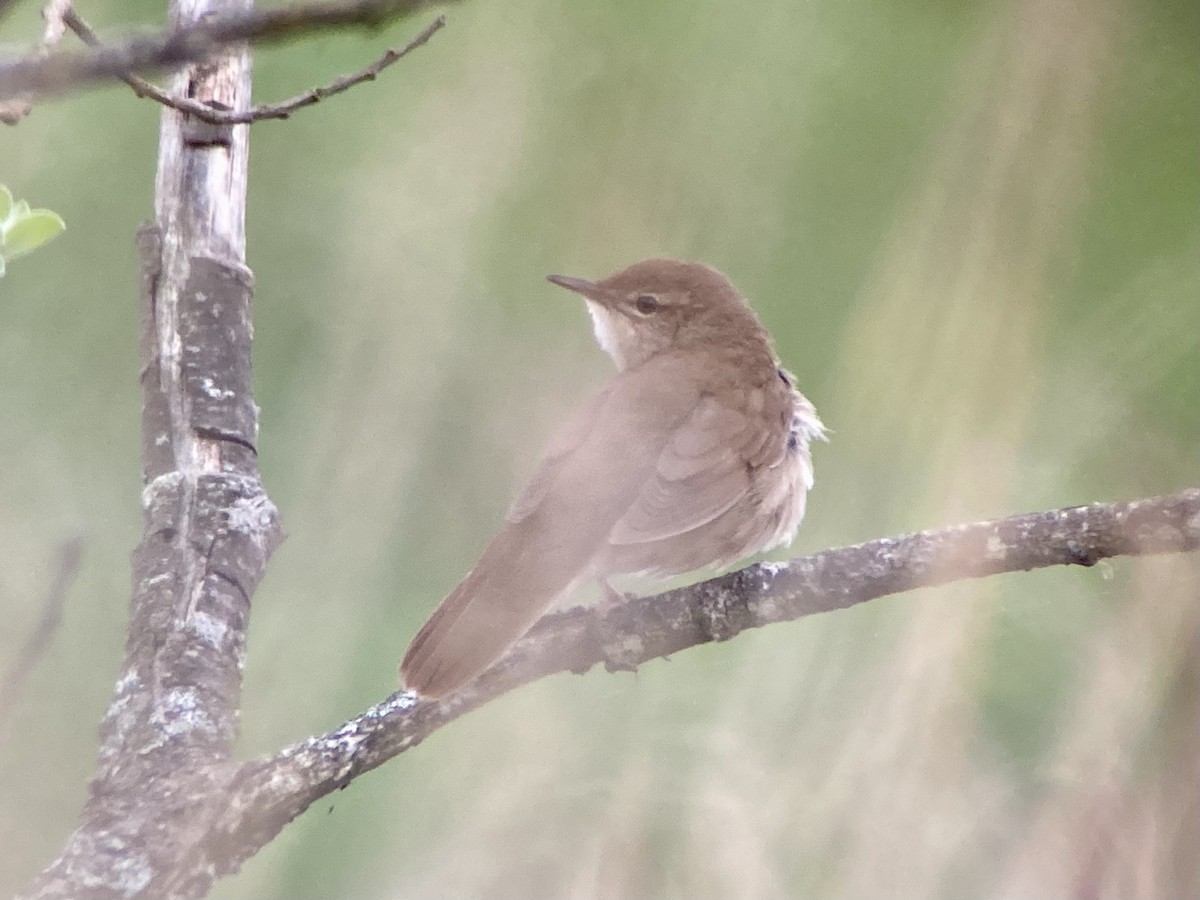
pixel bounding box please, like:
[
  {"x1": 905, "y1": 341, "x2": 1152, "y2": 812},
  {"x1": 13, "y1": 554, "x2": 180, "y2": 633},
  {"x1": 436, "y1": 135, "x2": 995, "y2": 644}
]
[
  {"x1": 0, "y1": 0, "x2": 71, "y2": 125},
  {"x1": 194, "y1": 488, "x2": 1199, "y2": 878},
  {"x1": 61, "y1": 6, "x2": 445, "y2": 124},
  {"x1": 0, "y1": 0, "x2": 451, "y2": 100},
  {"x1": 0, "y1": 537, "x2": 83, "y2": 733}
]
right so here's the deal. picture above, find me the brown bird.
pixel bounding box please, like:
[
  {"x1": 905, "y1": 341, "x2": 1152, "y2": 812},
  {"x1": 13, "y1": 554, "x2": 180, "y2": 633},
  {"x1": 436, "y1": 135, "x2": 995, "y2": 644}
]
[{"x1": 401, "y1": 258, "x2": 825, "y2": 698}]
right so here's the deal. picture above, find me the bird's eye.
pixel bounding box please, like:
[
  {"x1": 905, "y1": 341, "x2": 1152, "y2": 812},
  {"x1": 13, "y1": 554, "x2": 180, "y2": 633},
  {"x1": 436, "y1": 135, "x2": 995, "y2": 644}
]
[{"x1": 634, "y1": 294, "x2": 660, "y2": 315}]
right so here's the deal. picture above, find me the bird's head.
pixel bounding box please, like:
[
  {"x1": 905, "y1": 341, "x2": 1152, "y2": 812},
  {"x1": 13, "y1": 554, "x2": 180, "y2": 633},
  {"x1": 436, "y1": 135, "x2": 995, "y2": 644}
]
[{"x1": 547, "y1": 258, "x2": 766, "y2": 370}]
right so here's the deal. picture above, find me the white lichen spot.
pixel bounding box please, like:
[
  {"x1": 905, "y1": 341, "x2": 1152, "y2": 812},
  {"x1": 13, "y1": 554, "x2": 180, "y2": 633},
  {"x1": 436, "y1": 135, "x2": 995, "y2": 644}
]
[
  {"x1": 153, "y1": 687, "x2": 216, "y2": 737},
  {"x1": 108, "y1": 850, "x2": 153, "y2": 896},
  {"x1": 71, "y1": 833, "x2": 152, "y2": 896},
  {"x1": 758, "y1": 561, "x2": 786, "y2": 577},
  {"x1": 389, "y1": 733, "x2": 416, "y2": 753},
  {"x1": 102, "y1": 688, "x2": 138, "y2": 746},
  {"x1": 141, "y1": 471, "x2": 185, "y2": 509},
  {"x1": 115, "y1": 671, "x2": 141, "y2": 695},
  {"x1": 198, "y1": 376, "x2": 235, "y2": 400},
  {"x1": 756, "y1": 596, "x2": 780, "y2": 620},
  {"x1": 265, "y1": 766, "x2": 308, "y2": 795},
  {"x1": 605, "y1": 633, "x2": 645, "y2": 663},
  {"x1": 225, "y1": 491, "x2": 277, "y2": 538},
  {"x1": 985, "y1": 534, "x2": 1006, "y2": 560},
  {"x1": 336, "y1": 732, "x2": 367, "y2": 757},
  {"x1": 190, "y1": 611, "x2": 227, "y2": 648},
  {"x1": 1187, "y1": 506, "x2": 1200, "y2": 531}
]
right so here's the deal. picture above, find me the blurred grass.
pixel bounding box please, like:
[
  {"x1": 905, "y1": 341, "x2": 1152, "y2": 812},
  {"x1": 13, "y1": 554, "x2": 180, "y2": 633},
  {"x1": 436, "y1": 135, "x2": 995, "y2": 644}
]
[{"x1": 1, "y1": 0, "x2": 1197, "y2": 897}]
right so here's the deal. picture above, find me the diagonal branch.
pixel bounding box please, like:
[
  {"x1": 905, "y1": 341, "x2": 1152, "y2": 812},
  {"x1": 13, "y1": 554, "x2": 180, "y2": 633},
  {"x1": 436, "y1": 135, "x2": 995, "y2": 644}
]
[
  {"x1": 197, "y1": 488, "x2": 1200, "y2": 879},
  {"x1": 61, "y1": 6, "x2": 445, "y2": 124},
  {"x1": 0, "y1": 0, "x2": 454, "y2": 100}
]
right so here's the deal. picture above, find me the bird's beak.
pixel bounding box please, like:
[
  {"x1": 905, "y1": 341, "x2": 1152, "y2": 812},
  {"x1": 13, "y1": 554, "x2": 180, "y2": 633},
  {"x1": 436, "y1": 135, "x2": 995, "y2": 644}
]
[{"x1": 547, "y1": 274, "x2": 606, "y2": 303}]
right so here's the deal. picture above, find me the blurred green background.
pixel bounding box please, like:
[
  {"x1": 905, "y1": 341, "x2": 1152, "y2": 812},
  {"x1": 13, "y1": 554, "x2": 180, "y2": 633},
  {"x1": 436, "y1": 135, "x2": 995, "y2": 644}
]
[{"x1": 2, "y1": 0, "x2": 1197, "y2": 897}]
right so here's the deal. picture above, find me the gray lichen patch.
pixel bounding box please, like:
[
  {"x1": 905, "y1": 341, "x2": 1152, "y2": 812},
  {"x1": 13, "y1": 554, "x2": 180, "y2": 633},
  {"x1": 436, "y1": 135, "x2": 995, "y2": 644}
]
[
  {"x1": 104, "y1": 850, "x2": 153, "y2": 898},
  {"x1": 985, "y1": 533, "x2": 1006, "y2": 560},
  {"x1": 189, "y1": 610, "x2": 229, "y2": 649},
  {"x1": 69, "y1": 831, "x2": 153, "y2": 897},
  {"x1": 604, "y1": 632, "x2": 645, "y2": 668},
  {"x1": 151, "y1": 687, "x2": 219, "y2": 738},
  {"x1": 141, "y1": 470, "x2": 185, "y2": 511},
  {"x1": 98, "y1": 672, "x2": 145, "y2": 760},
  {"x1": 224, "y1": 489, "x2": 277, "y2": 537}
]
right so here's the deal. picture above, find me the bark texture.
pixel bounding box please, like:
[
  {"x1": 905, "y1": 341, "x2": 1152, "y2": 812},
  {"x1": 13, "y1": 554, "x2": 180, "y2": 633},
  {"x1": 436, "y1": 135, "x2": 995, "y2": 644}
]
[{"x1": 18, "y1": 2, "x2": 281, "y2": 896}]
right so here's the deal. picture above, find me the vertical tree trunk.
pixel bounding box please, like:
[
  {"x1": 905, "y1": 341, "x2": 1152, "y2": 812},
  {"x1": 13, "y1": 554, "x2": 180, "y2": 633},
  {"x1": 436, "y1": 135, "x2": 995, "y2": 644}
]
[{"x1": 19, "y1": 2, "x2": 281, "y2": 897}]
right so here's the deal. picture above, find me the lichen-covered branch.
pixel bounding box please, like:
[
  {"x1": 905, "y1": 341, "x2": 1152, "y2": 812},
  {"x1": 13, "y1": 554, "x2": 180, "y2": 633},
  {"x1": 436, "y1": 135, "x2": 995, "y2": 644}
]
[
  {"x1": 0, "y1": 0, "x2": 450, "y2": 100},
  {"x1": 16, "y1": 1, "x2": 281, "y2": 897},
  {"x1": 194, "y1": 488, "x2": 1199, "y2": 881}
]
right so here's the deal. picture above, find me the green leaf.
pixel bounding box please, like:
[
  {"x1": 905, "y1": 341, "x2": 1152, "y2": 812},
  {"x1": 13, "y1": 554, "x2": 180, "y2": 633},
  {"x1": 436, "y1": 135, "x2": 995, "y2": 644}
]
[
  {"x1": 0, "y1": 185, "x2": 11, "y2": 224},
  {"x1": 1, "y1": 209, "x2": 65, "y2": 261}
]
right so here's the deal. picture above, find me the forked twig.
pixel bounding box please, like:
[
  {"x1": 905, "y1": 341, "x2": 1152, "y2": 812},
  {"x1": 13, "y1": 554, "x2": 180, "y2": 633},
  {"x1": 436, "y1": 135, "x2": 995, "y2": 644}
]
[{"x1": 61, "y1": 5, "x2": 445, "y2": 124}]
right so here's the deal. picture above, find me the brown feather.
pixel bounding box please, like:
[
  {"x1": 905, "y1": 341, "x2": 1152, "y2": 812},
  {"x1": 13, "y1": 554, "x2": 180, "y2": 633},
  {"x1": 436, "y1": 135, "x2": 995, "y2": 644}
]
[{"x1": 400, "y1": 354, "x2": 702, "y2": 697}]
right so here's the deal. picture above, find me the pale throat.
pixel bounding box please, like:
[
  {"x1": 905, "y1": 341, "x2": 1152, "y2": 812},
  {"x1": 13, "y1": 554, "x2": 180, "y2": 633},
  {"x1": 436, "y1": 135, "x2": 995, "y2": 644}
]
[{"x1": 585, "y1": 300, "x2": 628, "y2": 370}]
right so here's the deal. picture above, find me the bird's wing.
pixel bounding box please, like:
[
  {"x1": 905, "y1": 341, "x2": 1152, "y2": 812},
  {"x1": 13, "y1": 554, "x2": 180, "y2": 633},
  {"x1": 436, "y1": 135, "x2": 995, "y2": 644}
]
[
  {"x1": 401, "y1": 354, "x2": 702, "y2": 698},
  {"x1": 608, "y1": 389, "x2": 788, "y2": 546}
]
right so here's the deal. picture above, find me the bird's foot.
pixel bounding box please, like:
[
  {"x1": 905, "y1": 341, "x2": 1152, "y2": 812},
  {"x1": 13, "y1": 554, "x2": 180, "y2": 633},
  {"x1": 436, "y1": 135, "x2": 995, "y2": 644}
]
[
  {"x1": 598, "y1": 577, "x2": 629, "y2": 611},
  {"x1": 593, "y1": 578, "x2": 640, "y2": 674}
]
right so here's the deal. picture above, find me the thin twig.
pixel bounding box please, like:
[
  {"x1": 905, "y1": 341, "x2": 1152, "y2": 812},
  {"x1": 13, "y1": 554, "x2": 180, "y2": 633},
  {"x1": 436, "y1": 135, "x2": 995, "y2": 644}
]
[
  {"x1": 61, "y1": 5, "x2": 445, "y2": 124},
  {"x1": 0, "y1": 0, "x2": 453, "y2": 100},
  {"x1": 0, "y1": 537, "x2": 84, "y2": 732}
]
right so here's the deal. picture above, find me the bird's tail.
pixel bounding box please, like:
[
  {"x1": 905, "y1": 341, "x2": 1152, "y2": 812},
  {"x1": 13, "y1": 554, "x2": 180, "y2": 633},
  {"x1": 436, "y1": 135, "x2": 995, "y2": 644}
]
[{"x1": 400, "y1": 528, "x2": 578, "y2": 698}]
